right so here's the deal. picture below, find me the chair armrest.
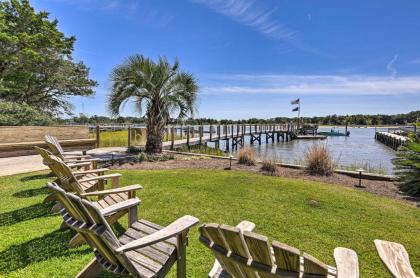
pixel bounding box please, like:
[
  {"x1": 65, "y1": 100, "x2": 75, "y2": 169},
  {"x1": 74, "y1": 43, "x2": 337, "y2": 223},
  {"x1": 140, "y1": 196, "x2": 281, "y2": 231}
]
[
  {"x1": 374, "y1": 239, "x2": 417, "y2": 278},
  {"x1": 65, "y1": 158, "x2": 99, "y2": 163},
  {"x1": 116, "y1": 215, "x2": 199, "y2": 253},
  {"x1": 78, "y1": 173, "x2": 121, "y2": 183},
  {"x1": 236, "y1": 220, "x2": 256, "y2": 233},
  {"x1": 334, "y1": 247, "x2": 359, "y2": 278},
  {"x1": 63, "y1": 154, "x2": 92, "y2": 159},
  {"x1": 80, "y1": 184, "x2": 143, "y2": 197},
  {"x1": 73, "y1": 168, "x2": 109, "y2": 176},
  {"x1": 67, "y1": 162, "x2": 91, "y2": 168},
  {"x1": 100, "y1": 198, "x2": 140, "y2": 216}
]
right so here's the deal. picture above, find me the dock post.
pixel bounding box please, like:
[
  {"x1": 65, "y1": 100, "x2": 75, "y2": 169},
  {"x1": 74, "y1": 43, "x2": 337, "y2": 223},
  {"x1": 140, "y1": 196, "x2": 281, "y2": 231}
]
[
  {"x1": 186, "y1": 126, "x2": 190, "y2": 148},
  {"x1": 210, "y1": 125, "x2": 213, "y2": 141},
  {"x1": 95, "y1": 125, "x2": 100, "y2": 148},
  {"x1": 191, "y1": 125, "x2": 195, "y2": 138},
  {"x1": 199, "y1": 126, "x2": 203, "y2": 145},
  {"x1": 171, "y1": 127, "x2": 175, "y2": 150},
  {"x1": 217, "y1": 125, "x2": 221, "y2": 140},
  {"x1": 128, "y1": 125, "x2": 131, "y2": 147}
]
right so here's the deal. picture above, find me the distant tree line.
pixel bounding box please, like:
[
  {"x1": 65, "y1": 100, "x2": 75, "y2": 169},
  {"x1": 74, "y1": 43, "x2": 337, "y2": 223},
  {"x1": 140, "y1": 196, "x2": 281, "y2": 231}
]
[{"x1": 51, "y1": 110, "x2": 419, "y2": 127}]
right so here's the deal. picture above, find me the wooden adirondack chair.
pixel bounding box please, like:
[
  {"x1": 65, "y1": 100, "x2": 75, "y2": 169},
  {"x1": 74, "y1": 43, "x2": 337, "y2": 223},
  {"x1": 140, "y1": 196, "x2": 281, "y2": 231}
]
[
  {"x1": 35, "y1": 146, "x2": 106, "y2": 203},
  {"x1": 45, "y1": 134, "x2": 97, "y2": 167},
  {"x1": 35, "y1": 146, "x2": 101, "y2": 204},
  {"x1": 374, "y1": 239, "x2": 418, "y2": 278},
  {"x1": 46, "y1": 155, "x2": 143, "y2": 247},
  {"x1": 48, "y1": 182, "x2": 199, "y2": 278},
  {"x1": 199, "y1": 221, "x2": 359, "y2": 278}
]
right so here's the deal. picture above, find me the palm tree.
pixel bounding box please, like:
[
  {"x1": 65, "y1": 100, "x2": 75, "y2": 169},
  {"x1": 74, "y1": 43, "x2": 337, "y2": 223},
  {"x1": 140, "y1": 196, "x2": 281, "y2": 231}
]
[{"x1": 108, "y1": 55, "x2": 198, "y2": 153}]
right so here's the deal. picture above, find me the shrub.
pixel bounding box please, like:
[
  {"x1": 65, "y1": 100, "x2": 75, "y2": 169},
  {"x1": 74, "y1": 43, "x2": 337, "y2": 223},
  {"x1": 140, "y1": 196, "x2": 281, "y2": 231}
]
[
  {"x1": 261, "y1": 159, "x2": 277, "y2": 174},
  {"x1": 136, "y1": 152, "x2": 175, "y2": 163},
  {"x1": 304, "y1": 143, "x2": 333, "y2": 176},
  {"x1": 238, "y1": 147, "x2": 256, "y2": 166},
  {"x1": 126, "y1": 146, "x2": 142, "y2": 154},
  {"x1": 393, "y1": 133, "x2": 420, "y2": 197}
]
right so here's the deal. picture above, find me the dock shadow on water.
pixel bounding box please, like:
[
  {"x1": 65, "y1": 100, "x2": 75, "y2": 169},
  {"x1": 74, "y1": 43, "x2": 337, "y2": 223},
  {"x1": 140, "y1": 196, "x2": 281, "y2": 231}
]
[{"x1": 0, "y1": 229, "x2": 89, "y2": 275}]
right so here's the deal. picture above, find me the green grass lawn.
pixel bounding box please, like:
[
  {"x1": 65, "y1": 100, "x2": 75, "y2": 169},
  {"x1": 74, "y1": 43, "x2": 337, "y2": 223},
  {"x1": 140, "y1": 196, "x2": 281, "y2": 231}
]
[{"x1": 0, "y1": 169, "x2": 419, "y2": 277}]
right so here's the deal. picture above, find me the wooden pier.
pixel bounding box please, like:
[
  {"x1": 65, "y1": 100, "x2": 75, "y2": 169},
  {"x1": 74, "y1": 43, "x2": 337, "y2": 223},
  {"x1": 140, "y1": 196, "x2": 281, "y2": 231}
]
[
  {"x1": 166, "y1": 123, "x2": 320, "y2": 151},
  {"x1": 375, "y1": 132, "x2": 407, "y2": 150}
]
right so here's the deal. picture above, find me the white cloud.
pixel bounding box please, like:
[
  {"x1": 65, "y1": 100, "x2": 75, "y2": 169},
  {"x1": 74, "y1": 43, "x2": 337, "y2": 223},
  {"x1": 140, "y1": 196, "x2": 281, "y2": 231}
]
[
  {"x1": 200, "y1": 74, "x2": 420, "y2": 96},
  {"x1": 409, "y1": 59, "x2": 420, "y2": 65},
  {"x1": 386, "y1": 54, "x2": 398, "y2": 79},
  {"x1": 192, "y1": 0, "x2": 297, "y2": 42}
]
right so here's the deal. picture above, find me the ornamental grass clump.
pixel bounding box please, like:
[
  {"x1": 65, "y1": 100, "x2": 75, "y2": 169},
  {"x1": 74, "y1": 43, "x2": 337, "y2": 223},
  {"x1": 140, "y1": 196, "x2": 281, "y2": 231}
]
[
  {"x1": 238, "y1": 146, "x2": 256, "y2": 166},
  {"x1": 261, "y1": 159, "x2": 277, "y2": 175},
  {"x1": 304, "y1": 143, "x2": 334, "y2": 176}
]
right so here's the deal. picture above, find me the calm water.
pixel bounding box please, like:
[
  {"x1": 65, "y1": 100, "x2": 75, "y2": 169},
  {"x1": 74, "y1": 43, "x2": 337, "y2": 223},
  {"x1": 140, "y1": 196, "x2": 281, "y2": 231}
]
[{"x1": 209, "y1": 127, "x2": 396, "y2": 174}]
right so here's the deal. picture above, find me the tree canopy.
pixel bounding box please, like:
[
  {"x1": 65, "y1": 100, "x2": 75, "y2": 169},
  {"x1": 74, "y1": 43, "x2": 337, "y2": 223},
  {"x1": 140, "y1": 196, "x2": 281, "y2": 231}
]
[
  {"x1": 108, "y1": 55, "x2": 198, "y2": 152},
  {"x1": 0, "y1": 0, "x2": 97, "y2": 115}
]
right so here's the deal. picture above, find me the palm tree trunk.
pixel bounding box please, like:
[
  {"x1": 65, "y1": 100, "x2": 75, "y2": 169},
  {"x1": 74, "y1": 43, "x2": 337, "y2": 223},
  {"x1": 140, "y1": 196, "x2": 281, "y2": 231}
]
[{"x1": 145, "y1": 118, "x2": 165, "y2": 153}]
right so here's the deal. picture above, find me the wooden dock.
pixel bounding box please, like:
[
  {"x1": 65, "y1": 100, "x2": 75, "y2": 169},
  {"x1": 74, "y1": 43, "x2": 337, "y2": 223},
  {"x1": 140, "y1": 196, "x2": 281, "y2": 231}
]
[
  {"x1": 375, "y1": 132, "x2": 407, "y2": 150},
  {"x1": 163, "y1": 123, "x2": 326, "y2": 151}
]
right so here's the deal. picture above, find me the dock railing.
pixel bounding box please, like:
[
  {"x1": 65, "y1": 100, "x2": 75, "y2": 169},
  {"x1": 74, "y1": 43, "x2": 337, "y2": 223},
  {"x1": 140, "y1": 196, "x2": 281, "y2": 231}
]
[{"x1": 88, "y1": 123, "x2": 296, "y2": 149}]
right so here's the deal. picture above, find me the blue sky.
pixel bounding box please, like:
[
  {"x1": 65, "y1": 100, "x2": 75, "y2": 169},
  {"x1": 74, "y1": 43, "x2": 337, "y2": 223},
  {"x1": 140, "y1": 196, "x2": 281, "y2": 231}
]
[{"x1": 32, "y1": 0, "x2": 420, "y2": 119}]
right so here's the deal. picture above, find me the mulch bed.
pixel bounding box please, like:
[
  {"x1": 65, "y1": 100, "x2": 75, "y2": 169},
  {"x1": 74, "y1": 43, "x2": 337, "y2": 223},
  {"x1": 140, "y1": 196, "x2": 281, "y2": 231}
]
[{"x1": 111, "y1": 154, "x2": 419, "y2": 207}]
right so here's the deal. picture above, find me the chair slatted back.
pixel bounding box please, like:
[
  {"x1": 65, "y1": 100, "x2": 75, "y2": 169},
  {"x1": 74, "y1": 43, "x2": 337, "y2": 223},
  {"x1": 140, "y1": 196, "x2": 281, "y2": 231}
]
[
  {"x1": 48, "y1": 155, "x2": 85, "y2": 194},
  {"x1": 47, "y1": 182, "x2": 140, "y2": 276},
  {"x1": 45, "y1": 134, "x2": 65, "y2": 158},
  {"x1": 199, "y1": 223, "x2": 333, "y2": 278},
  {"x1": 35, "y1": 147, "x2": 60, "y2": 175}
]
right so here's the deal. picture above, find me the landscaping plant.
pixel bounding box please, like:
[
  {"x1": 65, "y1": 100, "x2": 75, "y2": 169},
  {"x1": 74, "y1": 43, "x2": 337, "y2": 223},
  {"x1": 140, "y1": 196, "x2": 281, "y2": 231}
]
[
  {"x1": 304, "y1": 143, "x2": 334, "y2": 176},
  {"x1": 393, "y1": 132, "x2": 420, "y2": 196},
  {"x1": 261, "y1": 159, "x2": 277, "y2": 175},
  {"x1": 238, "y1": 146, "x2": 256, "y2": 166}
]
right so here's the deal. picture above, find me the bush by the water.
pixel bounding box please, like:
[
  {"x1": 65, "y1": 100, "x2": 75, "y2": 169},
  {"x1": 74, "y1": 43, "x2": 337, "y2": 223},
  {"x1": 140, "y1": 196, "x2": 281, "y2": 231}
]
[
  {"x1": 126, "y1": 146, "x2": 142, "y2": 154},
  {"x1": 304, "y1": 143, "x2": 334, "y2": 176},
  {"x1": 261, "y1": 159, "x2": 277, "y2": 174},
  {"x1": 238, "y1": 147, "x2": 256, "y2": 166},
  {"x1": 393, "y1": 133, "x2": 420, "y2": 197},
  {"x1": 136, "y1": 152, "x2": 174, "y2": 162}
]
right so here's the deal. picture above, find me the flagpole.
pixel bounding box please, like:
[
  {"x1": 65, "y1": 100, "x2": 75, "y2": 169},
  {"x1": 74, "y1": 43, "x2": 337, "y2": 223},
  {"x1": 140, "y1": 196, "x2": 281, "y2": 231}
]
[{"x1": 298, "y1": 99, "x2": 301, "y2": 129}]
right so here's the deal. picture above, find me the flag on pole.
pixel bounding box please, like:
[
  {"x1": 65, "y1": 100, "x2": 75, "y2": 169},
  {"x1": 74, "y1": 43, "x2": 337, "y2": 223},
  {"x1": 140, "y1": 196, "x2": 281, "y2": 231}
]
[
  {"x1": 291, "y1": 98, "x2": 300, "y2": 105},
  {"x1": 292, "y1": 106, "x2": 299, "y2": 112}
]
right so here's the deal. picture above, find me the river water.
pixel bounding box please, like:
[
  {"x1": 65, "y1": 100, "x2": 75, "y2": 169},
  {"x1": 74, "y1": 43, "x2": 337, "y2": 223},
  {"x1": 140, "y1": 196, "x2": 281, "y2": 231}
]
[{"x1": 209, "y1": 127, "x2": 396, "y2": 174}]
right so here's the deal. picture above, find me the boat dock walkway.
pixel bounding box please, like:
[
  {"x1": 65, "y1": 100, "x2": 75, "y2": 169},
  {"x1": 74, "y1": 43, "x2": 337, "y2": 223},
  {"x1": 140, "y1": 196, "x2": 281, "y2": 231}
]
[{"x1": 375, "y1": 132, "x2": 408, "y2": 150}]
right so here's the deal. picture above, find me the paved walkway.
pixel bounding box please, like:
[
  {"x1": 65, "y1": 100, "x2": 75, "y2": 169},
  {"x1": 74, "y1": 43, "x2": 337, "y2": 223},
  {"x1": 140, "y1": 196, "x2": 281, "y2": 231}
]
[{"x1": 0, "y1": 147, "x2": 127, "y2": 177}]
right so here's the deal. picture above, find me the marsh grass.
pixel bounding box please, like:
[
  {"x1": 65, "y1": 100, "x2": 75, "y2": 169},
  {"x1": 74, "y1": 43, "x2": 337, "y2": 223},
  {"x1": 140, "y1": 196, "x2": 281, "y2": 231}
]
[
  {"x1": 304, "y1": 143, "x2": 334, "y2": 176},
  {"x1": 176, "y1": 145, "x2": 226, "y2": 156},
  {"x1": 261, "y1": 159, "x2": 277, "y2": 175},
  {"x1": 238, "y1": 146, "x2": 256, "y2": 166},
  {"x1": 90, "y1": 129, "x2": 182, "y2": 148}
]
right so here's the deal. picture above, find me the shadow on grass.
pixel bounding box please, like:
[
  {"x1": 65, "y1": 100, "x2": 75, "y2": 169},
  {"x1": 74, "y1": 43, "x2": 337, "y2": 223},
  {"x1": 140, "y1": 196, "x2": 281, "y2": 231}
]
[
  {"x1": 0, "y1": 203, "x2": 53, "y2": 226},
  {"x1": 12, "y1": 187, "x2": 50, "y2": 198},
  {"x1": 19, "y1": 172, "x2": 54, "y2": 182},
  {"x1": 0, "y1": 229, "x2": 90, "y2": 275}
]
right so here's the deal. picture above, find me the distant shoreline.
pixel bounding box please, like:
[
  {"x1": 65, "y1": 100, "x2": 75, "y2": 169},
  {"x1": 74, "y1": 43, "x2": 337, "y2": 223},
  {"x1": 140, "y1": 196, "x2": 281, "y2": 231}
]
[{"x1": 318, "y1": 125, "x2": 409, "y2": 129}]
